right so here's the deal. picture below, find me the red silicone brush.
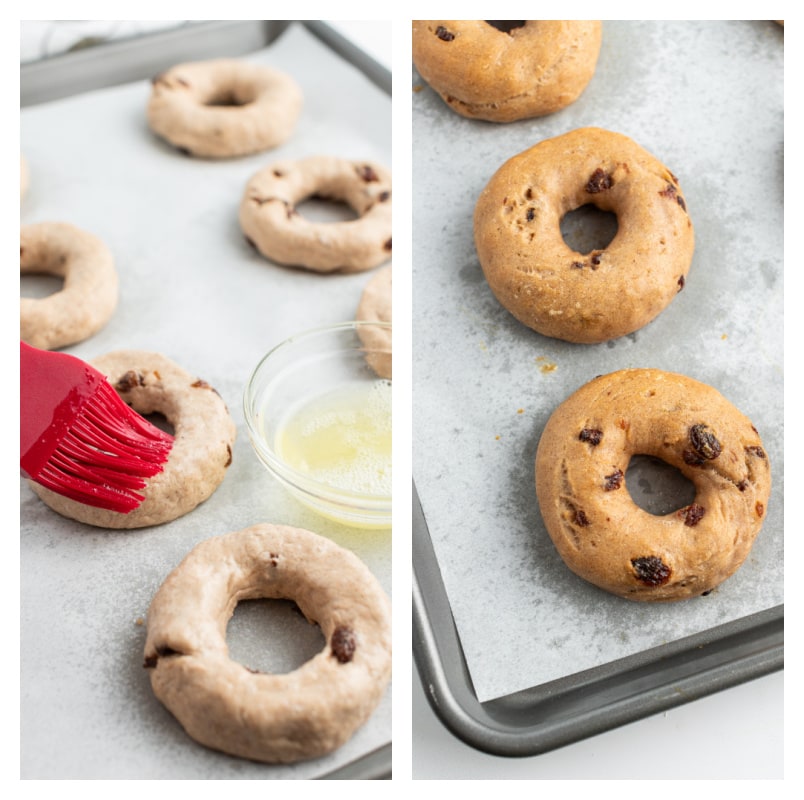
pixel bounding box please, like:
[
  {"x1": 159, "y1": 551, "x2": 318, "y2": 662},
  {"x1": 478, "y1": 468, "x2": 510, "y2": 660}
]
[{"x1": 20, "y1": 341, "x2": 174, "y2": 513}]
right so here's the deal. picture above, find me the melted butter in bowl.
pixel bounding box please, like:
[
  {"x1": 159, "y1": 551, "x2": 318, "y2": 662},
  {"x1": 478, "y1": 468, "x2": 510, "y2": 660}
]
[{"x1": 244, "y1": 321, "x2": 392, "y2": 529}]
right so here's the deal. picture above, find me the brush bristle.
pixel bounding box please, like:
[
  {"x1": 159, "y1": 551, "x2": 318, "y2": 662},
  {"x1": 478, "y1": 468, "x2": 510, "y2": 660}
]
[{"x1": 31, "y1": 381, "x2": 174, "y2": 513}]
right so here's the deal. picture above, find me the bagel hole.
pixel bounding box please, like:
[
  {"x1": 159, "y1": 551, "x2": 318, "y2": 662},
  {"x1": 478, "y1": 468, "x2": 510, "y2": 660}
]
[
  {"x1": 204, "y1": 89, "x2": 254, "y2": 107},
  {"x1": 141, "y1": 412, "x2": 174, "y2": 437},
  {"x1": 227, "y1": 598, "x2": 325, "y2": 674},
  {"x1": 485, "y1": 21, "x2": 527, "y2": 34},
  {"x1": 20, "y1": 273, "x2": 64, "y2": 299},
  {"x1": 296, "y1": 195, "x2": 359, "y2": 224},
  {"x1": 560, "y1": 204, "x2": 619, "y2": 254},
  {"x1": 626, "y1": 455, "x2": 697, "y2": 515}
]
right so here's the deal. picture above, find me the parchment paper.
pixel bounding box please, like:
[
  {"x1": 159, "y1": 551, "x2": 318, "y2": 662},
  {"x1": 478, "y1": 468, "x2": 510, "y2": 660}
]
[
  {"x1": 412, "y1": 20, "x2": 783, "y2": 703},
  {"x1": 20, "y1": 22, "x2": 391, "y2": 779}
]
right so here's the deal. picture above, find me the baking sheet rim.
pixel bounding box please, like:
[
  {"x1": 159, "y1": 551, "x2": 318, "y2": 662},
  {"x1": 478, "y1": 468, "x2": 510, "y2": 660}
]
[{"x1": 412, "y1": 480, "x2": 783, "y2": 758}]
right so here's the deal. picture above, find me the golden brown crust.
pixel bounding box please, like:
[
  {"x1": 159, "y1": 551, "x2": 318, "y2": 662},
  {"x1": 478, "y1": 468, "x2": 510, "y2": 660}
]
[
  {"x1": 147, "y1": 59, "x2": 302, "y2": 158},
  {"x1": 535, "y1": 369, "x2": 771, "y2": 601},
  {"x1": 29, "y1": 350, "x2": 236, "y2": 528},
  {"x1": 144, "y1": 524, "x2": 392, "y2": 763},
  {"x1": 239, "y1": 155, "x2": 392, "y2": 273},
  {"x1": 412, "y1": 20, "x2": 602, "y2": 122},
  {"x1": 20, "y1": 222, "x2": 118, "y2": 350},
  {"x1": 474, "y1": 127, "x2": 695, "y2": 343}
]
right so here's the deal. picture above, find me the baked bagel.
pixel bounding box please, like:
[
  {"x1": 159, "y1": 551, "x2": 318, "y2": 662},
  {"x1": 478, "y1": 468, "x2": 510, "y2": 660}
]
[
  {"x1": 412, "y1": 20, "x2": 602, "y2": 121},
  {"x1": 474, "y1": 127, "x2": 695, "y2": 343},
  {"x1": 535, "y1": 369, "x2": 771, "y2": 601}
]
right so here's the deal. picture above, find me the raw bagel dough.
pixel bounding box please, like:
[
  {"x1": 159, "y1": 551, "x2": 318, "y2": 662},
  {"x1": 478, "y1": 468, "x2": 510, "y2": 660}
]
[
  {"x1": 20, "y1": 221, "x2": 118, "y2": 350},
  {"x1": 240, "y1": 155, "x2": 392, "y2": 273},
  {"x1": 28, "y1": 350, "x2": 236, "y2": 528},
  {"x1": 356, "y1": 265, "x2": 392, "y2": 379},
  {"x1": 144, "y1": 523, "x2": 392, "y2": 763},
  {"x1": 147, "y1": 58, "x2": 302, "y2": 158}
]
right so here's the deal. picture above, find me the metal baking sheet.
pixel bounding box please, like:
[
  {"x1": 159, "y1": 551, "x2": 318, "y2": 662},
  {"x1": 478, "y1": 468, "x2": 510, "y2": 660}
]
[
  {"x1": 20, "y1": 20, "x2": 391, "y2": 779},
  {"x1": 412, "y1": 19, "x2": 783, "y2": 753}
]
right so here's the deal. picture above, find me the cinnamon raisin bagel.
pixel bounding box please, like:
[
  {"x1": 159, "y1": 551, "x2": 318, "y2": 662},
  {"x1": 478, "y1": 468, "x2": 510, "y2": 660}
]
[
  {"x1": 474, "y1": 127, "x2": 695, "y2": 343},
  {"x1": 535, "y1": 369, "x2": 771, "y2": 601},
  {"x1": 412, "y1": 21, "x2": 602, "y2": 122}
]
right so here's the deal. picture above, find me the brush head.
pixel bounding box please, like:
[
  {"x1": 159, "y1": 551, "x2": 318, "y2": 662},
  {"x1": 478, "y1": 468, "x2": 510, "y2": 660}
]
[{"x1": 20, "y1": 342, "x2": 174, "y2": 513}]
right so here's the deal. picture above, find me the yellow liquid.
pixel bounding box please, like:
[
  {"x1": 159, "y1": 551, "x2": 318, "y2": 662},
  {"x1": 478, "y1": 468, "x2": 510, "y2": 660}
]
[{"x1": 275, "y1": 380, "x2": 391, "y2": 496}]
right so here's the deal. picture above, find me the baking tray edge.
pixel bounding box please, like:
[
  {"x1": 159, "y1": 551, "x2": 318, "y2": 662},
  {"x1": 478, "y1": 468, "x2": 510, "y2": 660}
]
[
  {"x1": 19, "y1": 19, "x2": 392, "y2": 780},
  {"x1": 20, "y1": 20, "x2": 290, "y2": 106},
  {"x1": 303, "y1": 21, "x2": 391, "y2": 95},
  {"x1": 412, "y1": 480, "x2": 783, "y2": 758}
]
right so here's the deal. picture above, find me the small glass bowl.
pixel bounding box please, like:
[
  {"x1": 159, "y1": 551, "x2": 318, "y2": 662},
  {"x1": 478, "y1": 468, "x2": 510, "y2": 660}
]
[{"x1": 243, "y1": 321, "x2": 392, "y2": 529}]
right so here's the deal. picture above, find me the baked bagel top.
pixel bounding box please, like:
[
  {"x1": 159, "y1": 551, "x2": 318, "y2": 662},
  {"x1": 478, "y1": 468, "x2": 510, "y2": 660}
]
[
  {"x1": 535, "y1": 369, "x2": 771, "y2": 601},
  {"x1": 474, "y1": 127, "x2": 695, "y2": 343},
  {"x1": 412, "y1": 21, "x2": 602, "y2": 121}
]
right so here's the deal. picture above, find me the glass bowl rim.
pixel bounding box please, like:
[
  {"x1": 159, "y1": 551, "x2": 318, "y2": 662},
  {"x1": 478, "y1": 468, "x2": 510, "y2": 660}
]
[{"x1": 242, "y1": 320, "x2": 392, "y2": 513}]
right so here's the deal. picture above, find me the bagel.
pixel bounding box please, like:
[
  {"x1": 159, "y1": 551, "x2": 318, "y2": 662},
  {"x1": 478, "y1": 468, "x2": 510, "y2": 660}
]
[
  {"x1": 357, "y1": 265, "x2": 391, "y2": 327},
  {"x1": 474, "y1": 127, "x2": 695, "y2": 343},
  {"x1": 535, "y1": 369, "x2": 771, "y2": 601},
  {"x1": 28, "y1": 350, "x2": 236, "y2": 528},
  {"x1": 356, "y1": 266, "x2": 392, "y2": 379},
  {"x1": 412, "y1": 20, "x2": 602, "y2": 122},
  {"x1": 20, "y1": 221, "x2": 118, "y2": 350},
  {"x1": 147, "y1": 59, "x2": 302, "y2": 158},
  {"x1": 143, "y1": 523, "x2": 392, "y2": 763},
  {"x1": 240, "y1": 155, "x2": 392, "y2": 273}
]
